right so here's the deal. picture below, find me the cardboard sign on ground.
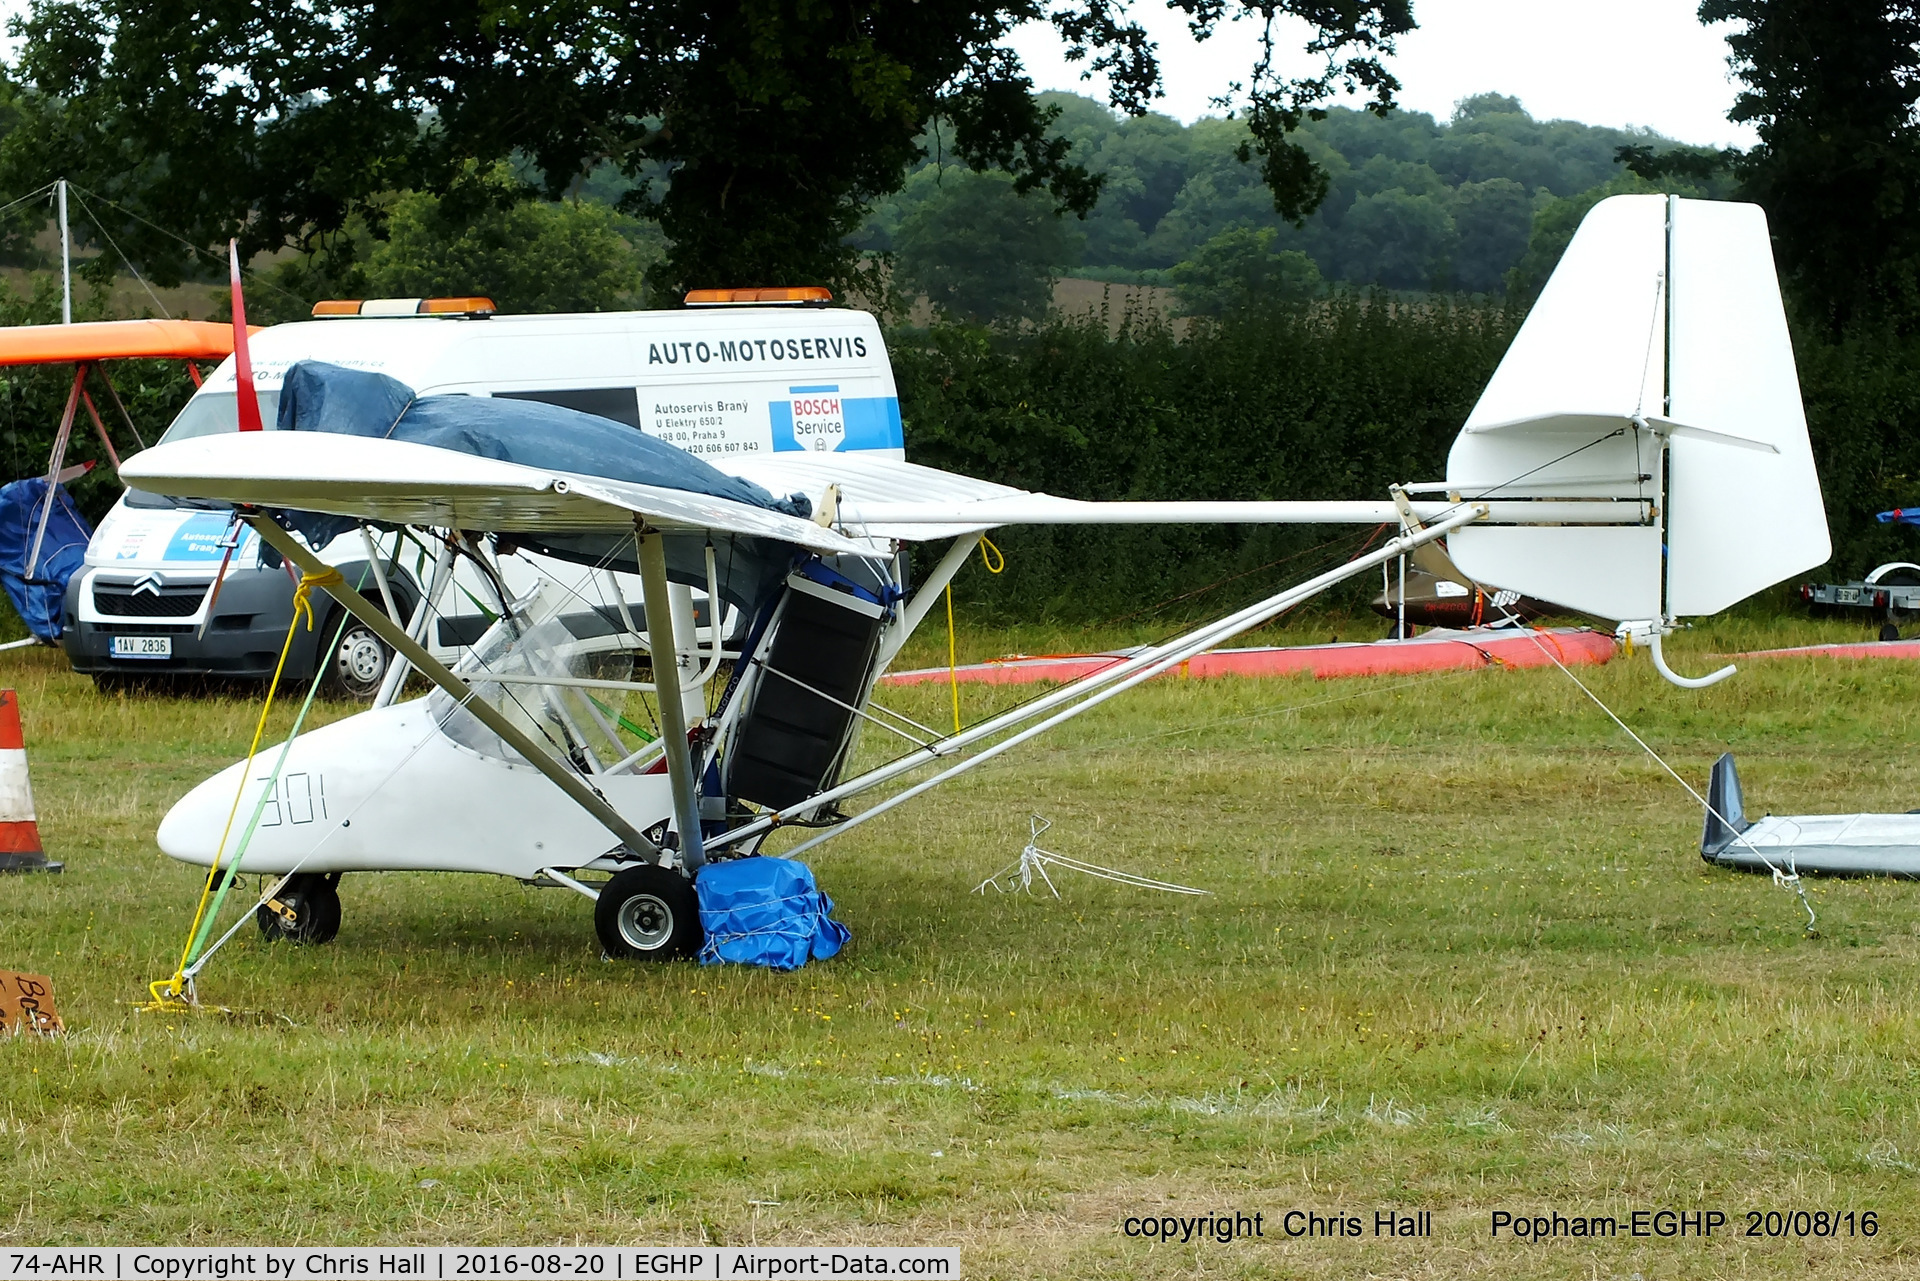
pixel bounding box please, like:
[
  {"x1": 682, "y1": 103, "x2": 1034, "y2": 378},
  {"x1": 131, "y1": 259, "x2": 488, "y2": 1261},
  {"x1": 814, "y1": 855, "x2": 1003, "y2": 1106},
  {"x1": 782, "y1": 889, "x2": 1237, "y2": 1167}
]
[{"x1": 0, "y1": 970, "x2": 62, "y2": 1035}]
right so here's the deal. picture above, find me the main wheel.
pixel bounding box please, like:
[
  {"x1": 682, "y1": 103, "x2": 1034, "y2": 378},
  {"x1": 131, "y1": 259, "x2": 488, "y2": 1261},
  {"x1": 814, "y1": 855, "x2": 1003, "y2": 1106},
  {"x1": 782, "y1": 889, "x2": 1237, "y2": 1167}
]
[
  {"x1": 595, "y1": 865, "x2": 702, "y2": 961},
  {"x1": 318, "y1": 613, "x2": 393, "y2": 702},
  {"x1": 256, "y1": 873, "x2": 342, "y2": 945}
]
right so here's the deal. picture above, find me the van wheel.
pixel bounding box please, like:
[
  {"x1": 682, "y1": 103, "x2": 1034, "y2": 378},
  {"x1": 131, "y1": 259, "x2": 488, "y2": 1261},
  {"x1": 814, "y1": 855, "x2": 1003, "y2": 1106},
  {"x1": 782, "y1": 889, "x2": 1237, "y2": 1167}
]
[
  {"x1": 595, "y1": 865, "x2": 702, "y2": 960},
  {"x1": 256, "y1": 873, "x2": 342, "y2": 945},
  {"x1": 318, "y1": 614, "x2": 392, "y2": 701}
]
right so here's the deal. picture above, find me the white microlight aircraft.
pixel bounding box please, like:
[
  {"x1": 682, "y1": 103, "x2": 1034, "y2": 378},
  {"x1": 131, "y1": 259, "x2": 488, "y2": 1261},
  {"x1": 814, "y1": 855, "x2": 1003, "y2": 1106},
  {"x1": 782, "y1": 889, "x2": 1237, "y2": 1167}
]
[{"x1": 120, "y1": 195, "x2": 1831, "y2": 964}]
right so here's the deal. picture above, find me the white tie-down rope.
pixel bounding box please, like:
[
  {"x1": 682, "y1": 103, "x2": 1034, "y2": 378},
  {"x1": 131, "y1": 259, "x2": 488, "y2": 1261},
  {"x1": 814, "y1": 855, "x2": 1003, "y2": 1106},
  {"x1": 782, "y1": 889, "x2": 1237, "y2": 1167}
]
[
  {"x1": 1500, "y1": 612, "x2": 1817, "y2": 934},
  {"x1": 973, "y1": 816, "x2": 1209, "y2": 898}
]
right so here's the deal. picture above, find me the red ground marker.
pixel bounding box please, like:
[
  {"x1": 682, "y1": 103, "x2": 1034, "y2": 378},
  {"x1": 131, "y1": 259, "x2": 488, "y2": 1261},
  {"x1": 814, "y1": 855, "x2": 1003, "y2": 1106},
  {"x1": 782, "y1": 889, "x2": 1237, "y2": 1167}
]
[{"x1": 883, "y1": 627, "x2": 1615, "y2": 689}]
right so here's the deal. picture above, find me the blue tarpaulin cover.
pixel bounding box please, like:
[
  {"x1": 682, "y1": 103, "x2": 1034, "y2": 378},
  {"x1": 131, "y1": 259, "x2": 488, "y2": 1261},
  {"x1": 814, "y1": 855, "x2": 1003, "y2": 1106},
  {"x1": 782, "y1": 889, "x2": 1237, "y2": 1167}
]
[
  {"x1": 276, "y1": 361, "x2": 807, "y2": 517},
  {"x1": 1879, "y1": 507, "x2": 1920, "y2": 527},
  {"x1": 0, "y1": 477, "x2": 93, "y2": 641},
  {"x1": 695, "y1": 856, "x2": 851, "y2": 971},
  {"x1": 263, "y1": 361, "x2": 809, "y2": 601}
]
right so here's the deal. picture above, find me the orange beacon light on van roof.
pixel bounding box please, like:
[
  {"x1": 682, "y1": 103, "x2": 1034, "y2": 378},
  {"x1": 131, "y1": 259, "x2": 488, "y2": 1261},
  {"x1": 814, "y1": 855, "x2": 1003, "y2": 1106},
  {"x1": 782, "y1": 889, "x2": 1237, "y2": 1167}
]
[
  {"x1": 684, "y1": 287, "x2": 832, "y2": 307},
  {"x1": 312, "y1": 298, "x2": 498, "y2": 318}
]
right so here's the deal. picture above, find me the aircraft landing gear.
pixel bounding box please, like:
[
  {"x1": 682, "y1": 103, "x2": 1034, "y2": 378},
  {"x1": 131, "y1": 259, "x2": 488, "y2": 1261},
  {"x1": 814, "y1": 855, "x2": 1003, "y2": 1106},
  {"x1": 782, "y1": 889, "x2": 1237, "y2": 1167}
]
[
  {"x1": 595, "y1": 865, "x2": 702, "y2": 961},
  {"x1": 257, "y1": 872, "x2": 342, "y2": 945}
]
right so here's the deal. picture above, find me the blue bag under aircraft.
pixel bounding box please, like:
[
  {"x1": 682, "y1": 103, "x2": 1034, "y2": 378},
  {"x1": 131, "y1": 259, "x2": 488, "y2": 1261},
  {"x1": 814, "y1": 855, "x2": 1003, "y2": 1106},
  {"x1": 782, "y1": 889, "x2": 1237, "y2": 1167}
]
[
  {"x1": 695, "y1": 857, "x2": 851, "y2": 971},
  {"x1": 0, "y1": 477, "x2": 93, "y2": 641}
]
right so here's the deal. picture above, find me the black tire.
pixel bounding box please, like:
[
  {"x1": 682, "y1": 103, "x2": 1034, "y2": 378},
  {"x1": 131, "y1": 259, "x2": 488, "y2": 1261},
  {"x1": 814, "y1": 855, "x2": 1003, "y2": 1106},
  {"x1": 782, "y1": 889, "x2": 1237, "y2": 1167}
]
[
  {"x1": 317, "y1": 613, "x2": 393, "y2": 702},
  {"x1": 1881, "y1": 622, "x2": 1903, "y2": 643},
  {"x1": 256, "y1": 873, "x2": 342, "y2": 945},
  {"x1": 595, "y1": 865, "x2": 702, "y2": 960}
]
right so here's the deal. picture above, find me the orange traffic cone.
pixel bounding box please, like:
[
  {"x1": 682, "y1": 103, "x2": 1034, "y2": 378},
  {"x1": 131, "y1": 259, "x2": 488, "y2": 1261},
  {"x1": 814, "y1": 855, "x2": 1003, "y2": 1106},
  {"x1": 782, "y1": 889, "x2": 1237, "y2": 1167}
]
[{"x1": 0, "y1": 689, "x2": 56, "y2": 873}]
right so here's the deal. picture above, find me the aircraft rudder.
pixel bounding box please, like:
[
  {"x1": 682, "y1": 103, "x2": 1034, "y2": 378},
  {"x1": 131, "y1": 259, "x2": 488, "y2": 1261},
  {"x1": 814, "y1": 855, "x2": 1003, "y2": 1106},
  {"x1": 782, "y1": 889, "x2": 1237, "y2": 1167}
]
[{"x1": 1701, "y1": 751, "x2": 1748, "y2": 859}]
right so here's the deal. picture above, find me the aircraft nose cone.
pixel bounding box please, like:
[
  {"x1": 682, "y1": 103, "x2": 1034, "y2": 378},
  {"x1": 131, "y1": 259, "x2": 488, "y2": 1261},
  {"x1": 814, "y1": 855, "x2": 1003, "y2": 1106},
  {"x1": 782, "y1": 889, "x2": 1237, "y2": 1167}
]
[{"x1": 157, "y1": 761, "x2": 248, "y2": 867}]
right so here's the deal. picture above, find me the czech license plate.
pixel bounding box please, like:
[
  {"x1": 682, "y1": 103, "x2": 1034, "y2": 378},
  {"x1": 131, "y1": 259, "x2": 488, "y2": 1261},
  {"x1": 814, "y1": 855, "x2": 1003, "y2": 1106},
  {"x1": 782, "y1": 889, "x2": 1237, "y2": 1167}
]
[{"x1": 110, "y1": 635, "x2": 172, "y2": 660}]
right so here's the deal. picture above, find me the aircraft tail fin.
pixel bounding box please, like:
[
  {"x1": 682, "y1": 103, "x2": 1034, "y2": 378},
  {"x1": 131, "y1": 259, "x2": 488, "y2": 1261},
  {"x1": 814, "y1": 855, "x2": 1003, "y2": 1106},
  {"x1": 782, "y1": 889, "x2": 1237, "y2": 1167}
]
[
  {"x1": 1445, "y1": 194, "x2": 1830, "y2": 624},
  {"x1": 1702, "y1": 751, "x2": 1749, "y2": 859}
]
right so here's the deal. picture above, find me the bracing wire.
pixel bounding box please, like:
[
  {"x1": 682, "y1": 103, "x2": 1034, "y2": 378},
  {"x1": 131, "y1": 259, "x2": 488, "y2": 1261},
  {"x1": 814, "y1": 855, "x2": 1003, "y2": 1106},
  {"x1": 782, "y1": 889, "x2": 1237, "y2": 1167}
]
[
  {"x1": 1498, "y1": 609, "x2": 1818, "y2": 934},
  {"x1": 65, "y1": 186, "x2": 171, "y2": 319},
  {"x1": 0, "y1": 182, "x2": 58, "y2": 222},
  {"x1": 973, "y1": 816, "x2": 1209, "y2": 897},
  {"x1": 66, "y1": 182, "x2": 311, "y2": 308}
]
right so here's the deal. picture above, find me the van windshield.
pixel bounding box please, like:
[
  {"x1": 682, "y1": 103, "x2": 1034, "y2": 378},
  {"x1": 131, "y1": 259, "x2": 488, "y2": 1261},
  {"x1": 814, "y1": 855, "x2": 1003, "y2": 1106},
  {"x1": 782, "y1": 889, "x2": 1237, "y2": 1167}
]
[
  {"x1": 125, "y1": 390, "x2": 285, "y2": 509},
  {"x1": 156, "y1": 390, "x2": 283, "y2": 445}
]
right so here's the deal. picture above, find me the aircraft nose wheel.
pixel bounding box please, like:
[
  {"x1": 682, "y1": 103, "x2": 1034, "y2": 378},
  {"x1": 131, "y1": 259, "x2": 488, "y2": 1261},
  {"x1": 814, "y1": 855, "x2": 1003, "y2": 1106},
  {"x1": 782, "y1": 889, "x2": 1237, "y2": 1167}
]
[
  {"x1": 256, "y1": 873, "x2": 342, "y2": 945},
  {"x1": 595, "y1": 865, "x2": 702, "y2": 960},
  {"x1": 320, "y1": 615, "x2": 393, "y2": 702}
]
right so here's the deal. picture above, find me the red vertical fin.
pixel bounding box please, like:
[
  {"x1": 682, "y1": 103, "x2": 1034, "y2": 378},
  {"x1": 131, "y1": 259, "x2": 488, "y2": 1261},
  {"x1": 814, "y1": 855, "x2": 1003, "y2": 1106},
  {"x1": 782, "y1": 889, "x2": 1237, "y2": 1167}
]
[{"x1": 230, "y1": 240, "x2": 263, "y2": 432}]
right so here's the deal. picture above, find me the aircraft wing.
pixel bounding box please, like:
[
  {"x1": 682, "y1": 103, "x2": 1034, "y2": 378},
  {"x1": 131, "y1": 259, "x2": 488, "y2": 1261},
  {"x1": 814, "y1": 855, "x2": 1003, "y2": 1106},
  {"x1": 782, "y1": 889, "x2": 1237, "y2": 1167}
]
[
  {"x1": 723, "y1": 454, "x2": 1028, "y2": 539},
  {"x1": 118, "y1": 431, "x2": 887, "y2": 559},
  {"x1": 723, "y1": 453, "x2": 1454, "y2": 537}
]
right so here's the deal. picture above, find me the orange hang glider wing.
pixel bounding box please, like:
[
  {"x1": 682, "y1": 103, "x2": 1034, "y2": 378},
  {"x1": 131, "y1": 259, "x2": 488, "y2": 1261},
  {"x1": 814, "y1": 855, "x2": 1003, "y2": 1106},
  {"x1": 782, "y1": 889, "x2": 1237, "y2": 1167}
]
[{"x1": 0, "y1": 319, "x2": 253, "y2": 367}]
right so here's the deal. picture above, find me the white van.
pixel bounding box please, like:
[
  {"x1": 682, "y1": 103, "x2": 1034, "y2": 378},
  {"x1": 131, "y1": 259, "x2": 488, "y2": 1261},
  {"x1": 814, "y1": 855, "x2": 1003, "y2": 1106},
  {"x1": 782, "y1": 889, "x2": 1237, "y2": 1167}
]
[{"x1": 61, "y1": 296, "x2": 905, "y2": 695}]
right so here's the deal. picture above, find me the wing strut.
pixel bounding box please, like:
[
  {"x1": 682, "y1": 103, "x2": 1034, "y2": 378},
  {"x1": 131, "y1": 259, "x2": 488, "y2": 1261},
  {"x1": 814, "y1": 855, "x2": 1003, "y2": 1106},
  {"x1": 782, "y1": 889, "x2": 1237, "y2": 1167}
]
[
  {"x1": 882, "y1": 533, "x2": 981, "y2": 667},
  {"x1": 712, "y1": 503, "x2": 1489, "y2": 857},
  {"x1": 243, "y1": 514, "x2": 665, "y2": 863},
  {"x1": 635, "y1": 526, "x2": 707, "y2": 869}
]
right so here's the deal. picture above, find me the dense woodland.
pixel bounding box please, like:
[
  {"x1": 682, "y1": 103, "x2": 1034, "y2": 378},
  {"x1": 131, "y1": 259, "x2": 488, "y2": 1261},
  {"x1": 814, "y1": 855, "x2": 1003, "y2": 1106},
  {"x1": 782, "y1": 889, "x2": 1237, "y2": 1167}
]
[{"x1": 867, "y1": 92, "x2": 1718, "y2": 304}]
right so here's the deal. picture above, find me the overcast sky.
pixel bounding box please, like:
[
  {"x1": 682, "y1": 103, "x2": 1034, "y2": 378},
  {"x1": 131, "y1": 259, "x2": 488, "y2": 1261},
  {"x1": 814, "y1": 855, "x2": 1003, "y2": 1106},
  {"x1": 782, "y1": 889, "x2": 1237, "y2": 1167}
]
[{"x1": 1009, "y1": 0, "x2": 1759, "y2": 148}]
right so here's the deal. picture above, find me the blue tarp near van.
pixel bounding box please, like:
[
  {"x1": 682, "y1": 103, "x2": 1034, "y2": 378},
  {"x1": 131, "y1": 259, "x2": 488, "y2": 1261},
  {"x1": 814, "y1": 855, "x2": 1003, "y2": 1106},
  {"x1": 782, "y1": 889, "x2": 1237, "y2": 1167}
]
[
  {"x1": 0, "y1": 477, "x2": 93, "y2": 641},
  {"x1": 276, "y1": 361, "x2": 808, "y2": 518},
  {"x1": 695, "y1": 856, "x2": 851, "y2": 971}
]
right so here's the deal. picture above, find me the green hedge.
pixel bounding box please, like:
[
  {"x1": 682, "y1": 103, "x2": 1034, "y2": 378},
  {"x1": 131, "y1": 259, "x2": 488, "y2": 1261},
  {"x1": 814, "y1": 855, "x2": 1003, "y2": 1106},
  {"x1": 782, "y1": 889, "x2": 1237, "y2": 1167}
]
[
  {"x1": 1795, "y1": 328, "x2": 1920, "y2": 580},
  {"x1": 890, "y1": 297, "x2": 1523, "y2": 621},
  {"x1": 892, "y1": 300, "x2": 1920, "y2": 621}
]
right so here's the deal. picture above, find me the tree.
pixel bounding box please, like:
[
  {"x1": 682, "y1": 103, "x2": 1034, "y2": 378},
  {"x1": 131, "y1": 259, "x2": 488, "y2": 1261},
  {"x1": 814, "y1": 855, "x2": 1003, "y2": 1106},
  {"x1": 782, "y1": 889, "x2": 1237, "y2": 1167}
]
[
  {"x1": 1692, "y1": 1, "x2": 1920, "y2": 330},
  {"x1": 1448, "y1": 178, "x2": 1532, "y2": 293},
  {"x1": 893, "y1": 168, "x2": 1081, "y2": 324},
  {"x1": 364, "y1": 162, "x2": 651, "y2": 314},
  {"x1": 1511, "y1": 159, "x2": 1735, "y2": 303},
  {"x1": 0, "y1": 0, "x2": 1412, "y2": 300},
  {"x1": 1170, "y1": 226, "x2": 1322, "y2": 314},
  {"x1": 1337, "y1": 187, "x2": 1454, "y2": 289}
]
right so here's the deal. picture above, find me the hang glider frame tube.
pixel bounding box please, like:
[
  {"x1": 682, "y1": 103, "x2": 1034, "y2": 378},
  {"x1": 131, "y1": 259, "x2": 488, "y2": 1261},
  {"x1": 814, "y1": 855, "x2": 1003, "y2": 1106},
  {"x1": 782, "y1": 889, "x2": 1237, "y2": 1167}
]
[
  {"x1": 244, "y1": 514, "x2": 666, "y2": 863},
  {"x1": 839, "y1": 498, "x2": 1647, "y2": 530},
  {"x1": 711, "y1": 503, "x2": 1490, "y2": 857}
]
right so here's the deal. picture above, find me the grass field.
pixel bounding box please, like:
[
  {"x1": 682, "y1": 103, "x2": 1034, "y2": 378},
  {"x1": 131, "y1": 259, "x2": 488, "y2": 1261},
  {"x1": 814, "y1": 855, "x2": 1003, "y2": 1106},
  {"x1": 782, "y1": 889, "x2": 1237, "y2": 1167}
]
[{"x1": 3, "y1": 611, "x2": 1919, "y2": 1278}]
